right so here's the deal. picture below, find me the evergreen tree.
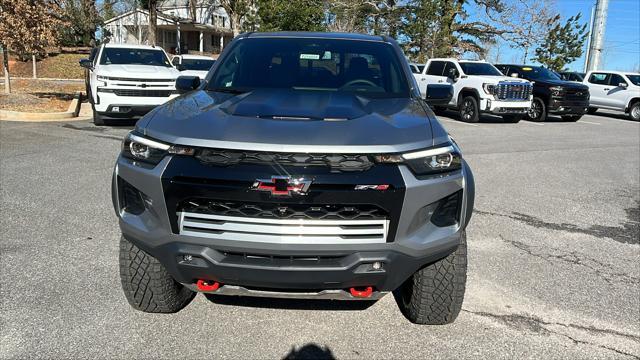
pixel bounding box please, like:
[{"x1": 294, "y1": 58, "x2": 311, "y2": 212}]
[
  {"x1": 257, "y1": 0, "x2": 325, "y2": 32},
  {"x1": 533, "y1": 13, "x2": 588, "y2": 71}
]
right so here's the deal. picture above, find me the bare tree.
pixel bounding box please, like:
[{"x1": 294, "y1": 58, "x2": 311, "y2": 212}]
[
  {"x1": 499, "y1": 0, "x2": 557, "y2": 63},
  {"x1": 218, "y1": 0, "x2": 255, "y2": 37}
]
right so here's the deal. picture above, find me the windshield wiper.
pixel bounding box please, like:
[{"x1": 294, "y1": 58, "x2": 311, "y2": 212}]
[{"x1": 211, "y1": 87, "x2": 247, "y2": 94}]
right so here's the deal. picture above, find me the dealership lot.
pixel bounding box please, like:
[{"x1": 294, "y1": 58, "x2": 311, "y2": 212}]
[{"x1": 1, "y1": 113, "x2": 638, "y2": 359}]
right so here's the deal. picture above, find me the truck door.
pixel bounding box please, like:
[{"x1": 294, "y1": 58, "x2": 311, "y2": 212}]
[
  {"x1": 416, "y1": 60, "x2": 447, "y2": 97},
  {"x1": 587, "y1": 72, "x2": 610, "y2": 107},
  {"x1": 605, "y1": 73, "x2": 629, "y2": 110}
]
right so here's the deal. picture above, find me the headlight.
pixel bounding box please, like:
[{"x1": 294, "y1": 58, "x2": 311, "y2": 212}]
[
  {"x1": 482, "y1": 83, "x2": 496, "y2": 95},
  {"x1": 122, "y1": 132, "x2": 194, "y2": 165},
  {"x1": 550, "y1": 86, "x2": 564, "y2": 96},
  {"x1": 374, "y1": 143, "x2": 462, "y2": 176}
]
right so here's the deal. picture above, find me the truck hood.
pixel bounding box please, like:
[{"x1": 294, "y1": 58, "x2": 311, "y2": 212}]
[
  {"x1": 533, "y1": 78, "x2": 589, "y2": 89},
  {"x1": 98, "y1": 64, "x2": 180, "y2": 79},
  {"x1": 141, "y1": 89, "x2": 435, "y2": 153},
  {"x1": 473, "y1": 75, "x2": 531, "y2": 84}
]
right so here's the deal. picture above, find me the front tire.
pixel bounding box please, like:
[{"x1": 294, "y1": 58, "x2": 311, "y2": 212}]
[
  {"x1": 394, "y1": 231, "x2": 467, "y2": 325},
  {"x1": 119, "y1": 236, "x2": 195, "y2": 313},
  {"x1": 562, "y1": 115, "x2": 582, "y2": 122},
  {"x1": 92, "y1": 103, "x2": 105, "y2": 126},
  {"x1": 528, "y1": 97, "x2": 547, "y2": 122},
  {"x1": 629, "y1": 102, "x2": 640, "y2": 121},
  {"x1": 459, "y1": 96, "x2": 479, "y2": 123}
]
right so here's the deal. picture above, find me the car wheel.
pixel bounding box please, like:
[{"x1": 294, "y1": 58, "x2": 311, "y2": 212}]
[
  {"x1": 459, "y1": 96, "x2": 479, "y2": 123},
  {"x1": 119, "y1": 235, "x2": 195, "y2": 313},
  {"x1": 630, "y1": 102, "x2": 640, "y2": 121},
  {"x1": 587, "y1": 107, "x2": 598, "y2": 115},
  {"x1": 92, "y1": 105, "x2": 105, "y2": 126},
  {"x1": 503, "y1": 115, "x2": 522, "y2": 123},
  {"x1": 528, "y1": 97, "x2": 547, "y2": 121},
  {"x1": 393, "y1": 231, "x2": 467, "y2": 325},
  {"x1": 561, "y1": 115, "x2": 582, "y2": 122}
]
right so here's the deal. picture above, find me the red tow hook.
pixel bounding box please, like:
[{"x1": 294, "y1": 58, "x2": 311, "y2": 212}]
[
  {"x1": 196, "y1": 279, "x2": 221, "y2": 292},
  {"x1": 349, "y1": 286, "x2": 373, "y2": 298}
]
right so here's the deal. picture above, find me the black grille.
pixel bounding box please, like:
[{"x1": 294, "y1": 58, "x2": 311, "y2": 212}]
[
  {"x1": 496, "y1": 83, "x2": 532, "y2": 100},
  {"x1": 179, "y1": 199, "x2": 388, "y2": 220},
  {"x1": 195, "y1": 149, "x2": 374, "y2": 172},
  {"x1": 564, "y1": 88, "x2": 589, "y2": 100},
  {"x1": 221, "y1": 251, "x2": 344, "y2": 267},
  {"x1": 113, "y1": 89, "x2": 172, "y2": 97}
]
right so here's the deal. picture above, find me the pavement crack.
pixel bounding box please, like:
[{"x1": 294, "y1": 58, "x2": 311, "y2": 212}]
[
  {"x1": 498, "y1": 234, "x2": 639, "y2": 285},
  {"x1": 475, "y1": 205, "x2": 639, "y2": 245},
  {"x1": 464, "y1": 310, "x2": 640, "y2": 359}
]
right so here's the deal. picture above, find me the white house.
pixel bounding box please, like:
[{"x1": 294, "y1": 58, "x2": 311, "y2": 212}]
[{"x1": 102, "y1": 0, "x2": 234, "y2": 55}]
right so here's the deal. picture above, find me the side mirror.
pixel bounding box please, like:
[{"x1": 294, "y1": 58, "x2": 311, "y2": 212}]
[
  {"x1": 619, "y1": 82, "x2": 628, "y2": 89},
  {"x1": 176, "y1": 64, "x2": 186, "y2": 71},
  {"x1": 425, "y1": 84, "x2": 453, "y2": 106},
  {"x1": 175, "y1": 75, "x2": 201, "y2": 93},
  {"x1": 79, "y1": 58, "x2": 93, "y2": 70},
  {"x1": 447, "y1": 68, "x2": 459, "y2": 80}
]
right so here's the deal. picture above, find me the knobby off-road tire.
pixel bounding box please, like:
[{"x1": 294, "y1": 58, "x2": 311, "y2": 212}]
[
  {"x1": 394, "y1": 231, "x2": 467, "y2": 325},
  {"x1": 119, "y1": 236, "x2": 195, "y2": 313}
]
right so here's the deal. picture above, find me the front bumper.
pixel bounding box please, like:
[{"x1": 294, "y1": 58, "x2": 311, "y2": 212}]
[
  {"x1": 94, "y1": 91, "x2": 179, "y2": 115},
  {"x1": 547, "y1": 98, "x2": 589, "y2": 115},
  {"x1": 112, "y1": 153, "x2": 474, "y2": 294},
  {"x1": 479, "y1": 98, "x2": 532, "y2": 115}
]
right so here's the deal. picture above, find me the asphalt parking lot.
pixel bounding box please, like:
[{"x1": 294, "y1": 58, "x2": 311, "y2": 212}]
[{"x1": 1, "y1": 112, "x2": 639, "y2": 359}]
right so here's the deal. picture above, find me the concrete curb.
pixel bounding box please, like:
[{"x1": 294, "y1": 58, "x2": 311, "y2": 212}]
[{"x1": 0, "y1": 92, "x2": 85, "y2": 122}]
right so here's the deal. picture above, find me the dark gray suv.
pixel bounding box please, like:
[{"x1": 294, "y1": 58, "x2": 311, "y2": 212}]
[{"x1": 112, "y1": 32, "x2": 474, "y2": 325}]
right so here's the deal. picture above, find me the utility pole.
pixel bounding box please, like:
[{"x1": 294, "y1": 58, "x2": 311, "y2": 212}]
[{"x1": 585, "y1": 0, "x2": 609, "y2": 72}]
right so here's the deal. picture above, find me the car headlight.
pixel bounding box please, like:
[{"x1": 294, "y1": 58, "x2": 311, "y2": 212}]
[
  {"x1": 374, "y1": 143, "x2": 462, "y2": 176},
  {"x1": 482, "y1": 83, "x2": 496, "y2": 95},
  {"x1": 550, "y1": 86, "x2": 565, "y2": 96},
  {"x1": 122, "y1": 132, "x2": 194, "y2": 165}
]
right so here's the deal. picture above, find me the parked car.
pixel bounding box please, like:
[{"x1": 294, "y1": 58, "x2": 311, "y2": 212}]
[
  {"x1": 79, "y1": 44, "x2": 181, "y2": 125},
  {"x1": 171, "y1": 54, "x2": 216, "y2": 80},
  {"x1": 558, "y1": 71, "x2": 585, "y2": 82},
  {"x1": 414, "y1": 58, "x2": 532, "y2": 123},
  {"x1": 113, "y1": 32, "x2": 474, "y2": 325},
  {"x1": 495, "y1": 64, "x2": 590, "y2": 122},
  {"x1": 409, "y1": 63, "x2": 425, "y2": 74},
  {"x1": 583, "y1": 71, "x2": 640, "y2": 121}
]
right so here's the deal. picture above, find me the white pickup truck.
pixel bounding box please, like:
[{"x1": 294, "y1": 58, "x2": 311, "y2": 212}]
[
  {"x1": 414, "y1": 58, "x2": 533, "y2": 123},
  {"x1": 80, "y1": 44, "x2": 181, "y2": 125},
  {"x1": 583, "y1": 71, "x2": 640, "y2": 121}
]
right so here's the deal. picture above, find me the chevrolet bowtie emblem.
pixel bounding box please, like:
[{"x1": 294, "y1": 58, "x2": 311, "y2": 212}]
[{"x1": 251, "y1": 176, "x2": 312, "y2": 196}]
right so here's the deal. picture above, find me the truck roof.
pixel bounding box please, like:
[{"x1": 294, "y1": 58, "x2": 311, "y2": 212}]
[
  {"x1": 103, "y1": 43, "x2": 166, "y2": 50},
  {"x1": 428, "y1": 58, "x2": 488, "y2": 63},
  {"x1": 241, "y1": 31, "x2": 389, "y2": 43}
]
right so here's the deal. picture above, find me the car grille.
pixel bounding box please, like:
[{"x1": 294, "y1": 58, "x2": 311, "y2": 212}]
[
  {"x1": 564, "y1": 88, "x2": 589, "y2": 100},
  {"x1": 113, "y1": 89, "x2": 172, "y2": 97},
  {"x1": 178, "y1": 212, "x2": 389, "y2": 244},
  {"x1": 195, "y1": 149, "x2": 374, "y2": 172},
  {"x1": 105, "y1": 77, "x2": 175, "y2": 82},
  {"x1": 180, "y1": 199, "x2": 388, "y2": 220},
  {"x1": 495, "y1": 82, "x2": 532, "y2": 101}
]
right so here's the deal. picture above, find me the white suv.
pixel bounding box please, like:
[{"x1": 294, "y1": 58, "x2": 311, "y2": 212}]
[
  {"x1": 414, "y1": 58, "x2": 533, "y2": 123},
  {"x1": 80, "y1": 44, "x2": 181, "y2": 125},
  {"x1": 583, "y1": 71, "x2": 640, "y2": 121}
]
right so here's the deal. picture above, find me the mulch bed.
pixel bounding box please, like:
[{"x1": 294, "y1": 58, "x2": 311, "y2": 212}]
[{"x1": 0, "y1": 79, "x2": 84, "y2": 113}]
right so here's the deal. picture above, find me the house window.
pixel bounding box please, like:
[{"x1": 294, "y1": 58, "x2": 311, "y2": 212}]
[{"x1": 165, "y1": 30, "x2": 177, "y2": 44}]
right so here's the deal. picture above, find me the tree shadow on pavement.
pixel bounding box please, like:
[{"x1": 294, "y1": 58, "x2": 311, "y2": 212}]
[
  {"x1": 282, "y1": 343, "x2": 336, "y2": 360},
  {"x1": 204, "y1": 293, "x2": 377, "y2": 311}
]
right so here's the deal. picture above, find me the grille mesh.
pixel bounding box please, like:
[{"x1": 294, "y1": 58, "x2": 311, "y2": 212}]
[
  {"x1": 113, "y1": 89, "x2": 172, "y2": 97},
  {"x1": 180, "y1": 199, "x2": 387, "y2": 220},
  {"x1": 496, "y1": 83, "x2": 532, "y2": 100},
  {"x1": 195, "y1": 149, "x2": 374, "y2": 172}
]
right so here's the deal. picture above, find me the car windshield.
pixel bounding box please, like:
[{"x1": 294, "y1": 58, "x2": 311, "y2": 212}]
[
  {"x1": 518, "y1": 66, "x2": 561, "y2": 80},
  {"x1": 182, "y1": 58, "x2": 216, "y2": 71},
  {"x1": 626, "y1": 74, "x2": 640, "y2": 86},
  {"x1": 100, "y1": 48, "x2": 171, "y2": 67},
  {"x1": 459, "y1": 62, "x2": 502, "y2": 76},
  {"x1": 208, "y1": 37, "x2": 410, "y2": 98}
]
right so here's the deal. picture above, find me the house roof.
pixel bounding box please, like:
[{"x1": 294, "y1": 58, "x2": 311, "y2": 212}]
[{"x1": 103, "y1": 9, "x2": 177, "y2": 25}]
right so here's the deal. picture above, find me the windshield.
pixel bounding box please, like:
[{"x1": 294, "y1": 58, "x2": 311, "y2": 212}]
[
  {"x1": 100, "y1": 48, "x2": 171, "y2": 67},
  {"x1": 182, "y1": 58, "x2": 216, "y2": 71},
  {"x1": 208, "y1": 37, "x2": 410, "y2": 98},
  {"x1": 518, "y1": 66, "x2": 561, "y2": 81},
  {"x1": 459, "y1": 62, "x2": 502, "y2": 76},
  {"x1": 626, "y1": 74, "x2": 640, "y2": 86}
]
